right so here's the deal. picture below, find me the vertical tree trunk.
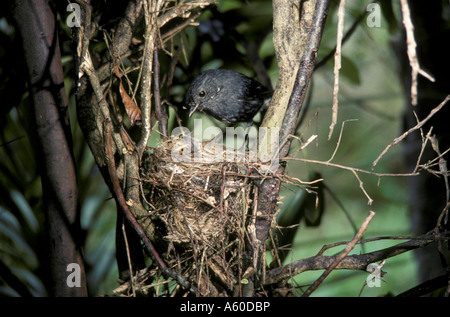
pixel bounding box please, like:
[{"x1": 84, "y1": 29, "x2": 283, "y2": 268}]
[{"x1": 12, "y1": 0, "x2": 87, "y2": 296}]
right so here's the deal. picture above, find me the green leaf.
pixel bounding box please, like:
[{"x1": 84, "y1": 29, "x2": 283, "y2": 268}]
[
  {"x1": 10, "y1": 190, "x2": 39, "y2": 233},
  {"x1": 217, "y1": 0, "x2": 243, "y2": 13},
  {"x1": 340, "y1": 55, "x2": 361, "y2": 85},
  {"x1": 0, "y1": 209, "x2": 38, "y2": 268}
]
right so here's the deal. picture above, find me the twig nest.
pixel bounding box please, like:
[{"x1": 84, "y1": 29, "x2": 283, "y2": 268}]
[
  {"x1": 141, "y1": 136, "x2": 254, "y2": 248},
  {"x1": 138, "y1": 135, "x2": 288, "y2": 295}
]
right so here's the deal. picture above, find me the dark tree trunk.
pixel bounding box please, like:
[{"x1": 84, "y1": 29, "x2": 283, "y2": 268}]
[
  {"x1": 394, "y1": 1, "x2": 450, "y2": 283},
  {"x1": 11, "y1": 0, "x2": 87, "y2": 296}
]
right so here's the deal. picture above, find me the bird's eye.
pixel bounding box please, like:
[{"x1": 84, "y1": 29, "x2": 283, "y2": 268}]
[{"x1": 198, "y1": 91, "x2": 206, "y2": 97}]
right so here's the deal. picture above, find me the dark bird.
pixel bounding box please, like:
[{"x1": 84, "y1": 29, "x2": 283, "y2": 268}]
[{"x1": 185, "y1": 69, "x2": 271, "y2": 124}]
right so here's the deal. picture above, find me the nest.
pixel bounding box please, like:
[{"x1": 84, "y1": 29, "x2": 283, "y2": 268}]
[{"x1": 139, "y1": 136, "x2": 269, "y2": 295}]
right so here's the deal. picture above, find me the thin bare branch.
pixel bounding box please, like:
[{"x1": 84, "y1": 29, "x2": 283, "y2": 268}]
[
  {"x1": 284, "y1": 156, "x2": 420, "y2": 178},
  {"x1": 302, "y1": 211, "x2": 375, "y2": 296},
  {"x1": 399, "y1": 0, "x2": 435, "y2": 106},
  {"x1": 153, "y1": 49, "x2": 168, "y2": 139},
  {"x1": 282, "y1": 155, "x2": 418, "y2": 205},
  {"x1": 373, "y1": 94, "x2": 450, "y2": 168},
  {"x1": 157, "y1": 1, "x2": 215, "y2": 28},
  {"x1": 328, "y1": 119, "x2": 357, "y2": 163},
  {"x1": 137, "y1": 0, "x2": 159, "y2": 156},
  {"x1": 328, "y1": 0, "x2": 345, "y2": 140},
  {"x1": 429, "y1": 135, "x2": 450, "y2": 204}
]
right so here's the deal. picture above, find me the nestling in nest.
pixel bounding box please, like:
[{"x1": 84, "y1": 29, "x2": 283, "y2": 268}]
[{"x1": 139, "y1": 134, "x2": 270, "y2": 295}]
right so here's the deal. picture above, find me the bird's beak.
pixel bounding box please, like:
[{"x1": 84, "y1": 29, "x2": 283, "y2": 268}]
[{"x1": 189, "y1": 102, "x2": 201, "y2": 118}]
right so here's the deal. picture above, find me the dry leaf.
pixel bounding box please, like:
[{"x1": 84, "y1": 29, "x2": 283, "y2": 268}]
[
  {"x1": 132, "y1": 37, "x2": 143, "y2": 45},
  {"x1": 114, "y1": 65, "x2": 122, "y2": 78},
  {"x1": 119, "y1": 80, "x2": 142, "y2": 126},
  {"x1": 115, "y1": 66, "x2": 141, "y2": 126}
]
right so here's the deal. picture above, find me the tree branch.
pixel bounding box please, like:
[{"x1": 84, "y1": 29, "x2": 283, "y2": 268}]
[
  {"x1": 103, "y1": 119, "x2": 197, "y2": 294},
  {"x1": 373, "y1": 94, "x2": 450, "y2": 168},
  {"x1": 242, "y1": 0, "x2": 330, "y2": 296},
  {"x1": 255, "y1": 0, "x2": 330, "y2": 255},
  {"x1": 302, "y1": 210, "x2": 375, "y2": 297},
  {"x1": 136, "y1": 0, "x2": 159, "y2": 155},
  {"x1": 153, "y1": 48, "x2": 168, "y2": 139},
  {"x1": 264, "y1": 230, "x2": 449, "y2": 285},
  {"x1": 399, "y1": 0, "x2": 435, "y2": 106}
]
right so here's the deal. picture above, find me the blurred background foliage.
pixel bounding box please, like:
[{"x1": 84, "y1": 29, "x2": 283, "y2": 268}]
[{"x1": 0, "y1": 0, "x2": 428, "y2": 296}]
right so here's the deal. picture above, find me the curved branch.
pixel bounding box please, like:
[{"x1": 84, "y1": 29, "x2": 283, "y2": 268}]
[{"x1": 263, "y1": 231, "x2": 449, "y2": 285}]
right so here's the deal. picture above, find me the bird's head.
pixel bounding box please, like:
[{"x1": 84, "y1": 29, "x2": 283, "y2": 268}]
[{"x1": 185, "y1": 70, "x2": 222, "y2": 118}]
